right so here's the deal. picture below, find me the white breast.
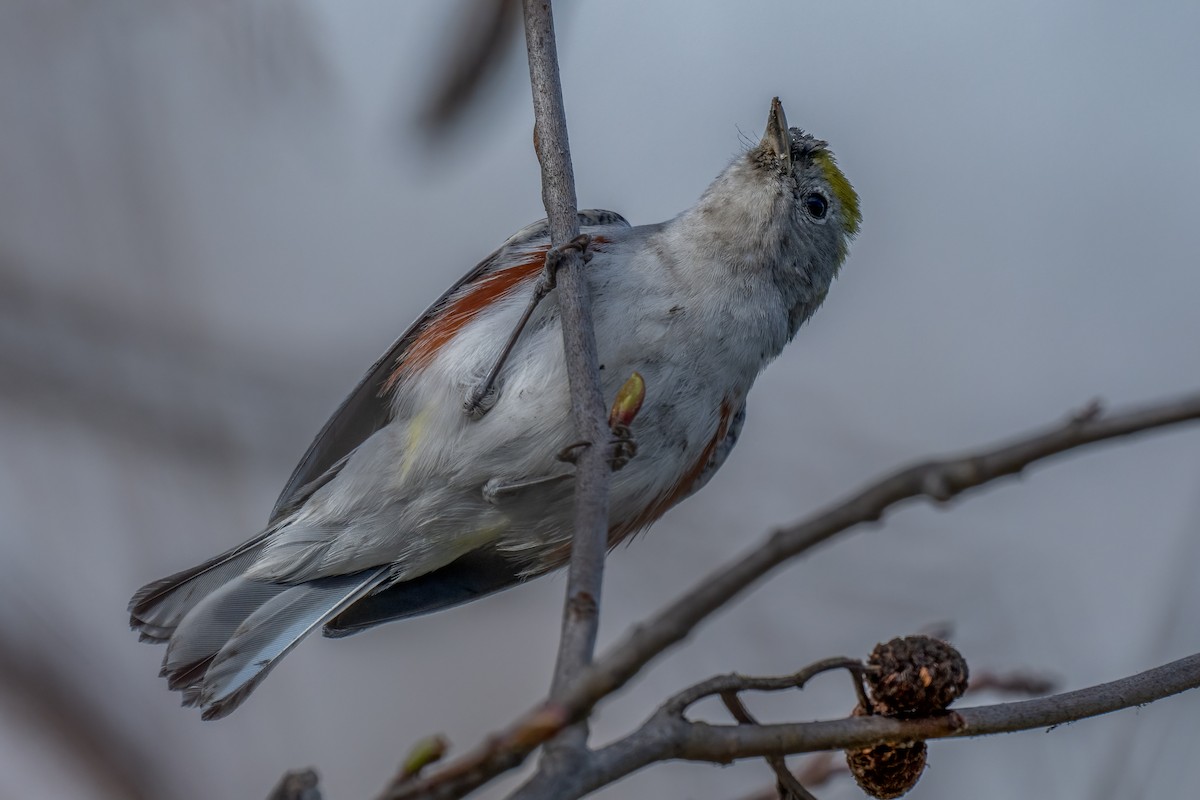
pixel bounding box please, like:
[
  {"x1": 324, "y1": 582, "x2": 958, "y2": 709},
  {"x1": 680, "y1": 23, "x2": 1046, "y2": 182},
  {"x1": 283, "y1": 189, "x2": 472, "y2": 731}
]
[{"x1": 262, "y1": 224, "x2": 792, "y2": 580}]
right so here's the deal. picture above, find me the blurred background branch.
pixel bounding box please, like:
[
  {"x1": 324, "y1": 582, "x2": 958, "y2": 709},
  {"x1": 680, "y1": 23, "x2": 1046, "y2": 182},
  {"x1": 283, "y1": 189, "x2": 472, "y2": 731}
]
[
  {"x1": 0, "y1": 617, "x2": 163, "y2": 800},
  {"x1": 417, "y1": 0, "x2": 521, "y2": 135},
  {"x1": 0, "y1": 253, "x2": 321, "y2": 465}
]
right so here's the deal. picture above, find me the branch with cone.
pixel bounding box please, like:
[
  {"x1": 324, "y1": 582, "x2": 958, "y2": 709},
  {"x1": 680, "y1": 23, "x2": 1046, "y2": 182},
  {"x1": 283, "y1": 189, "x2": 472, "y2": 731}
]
[{"x1": 371, "y1": 390, "x2": 1200, "y2": 800}]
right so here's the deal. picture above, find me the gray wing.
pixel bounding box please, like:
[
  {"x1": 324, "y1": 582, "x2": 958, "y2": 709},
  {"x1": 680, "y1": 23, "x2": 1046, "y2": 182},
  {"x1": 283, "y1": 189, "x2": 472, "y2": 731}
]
[
  {"x1": 268, "y1": 210, "x2": 631, "y2": 525},
  {"x1": 323, "y1": 401, "x2": 749, "y2": 638},
  {"x1": 322, "y1": 549, "x2": 523, "y2": 637}
]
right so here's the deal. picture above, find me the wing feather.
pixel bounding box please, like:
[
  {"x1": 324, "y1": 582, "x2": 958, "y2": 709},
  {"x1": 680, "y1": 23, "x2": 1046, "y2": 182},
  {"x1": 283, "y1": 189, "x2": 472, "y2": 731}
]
[{"x1": 268, "y1": 210, "x2": 630, "y2": 524}]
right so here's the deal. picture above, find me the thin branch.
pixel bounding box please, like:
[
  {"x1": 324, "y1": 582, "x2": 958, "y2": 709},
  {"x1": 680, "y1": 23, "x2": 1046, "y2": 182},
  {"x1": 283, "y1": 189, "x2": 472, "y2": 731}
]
[
  {"x1": 733, "y1": 666, "x2": 1057, "y2": 800},
  {"x1": 562, "y1": 395, "x2": 1200, "y2": 729},
  {"x1": 662, "y1": 657, "x2": 868, "y2": 716},
  {"x1": 719, "y1": 692, "x2": 818, "y2": 800},
  {"x1": 685, "y1": 648, "x2": 1200, "y2": 757},
  {"x1": 734, "y1": 753, "x2": 848, "y2": 800},
  {"x1": 522, "y1": 0, "x2": 610, "y2": 762},
  {"x1": 387, "y1": 391, "x2": 1200, "y2": 799},
  {"x1": 557, "y1": 649, "x2": 1200, "y2": 798}
]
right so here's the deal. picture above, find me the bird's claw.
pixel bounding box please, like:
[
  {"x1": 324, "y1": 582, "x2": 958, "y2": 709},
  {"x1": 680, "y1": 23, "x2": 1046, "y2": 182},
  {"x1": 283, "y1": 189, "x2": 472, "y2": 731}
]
[
  {"x1": 462, "y1": 384, "x2": 499, "y2": 420},
  {"x1": 541, "y1": 233, "x2": 593, "y2": 290},
  {"x1": 607, "y1": 424, "x2": 637, "y2": 471},
  {"x1": 556, "y1": 440, "x2": 590, "y2": 464},
  {"x1": 462, "y1": 235, "x2": 593, "y2": 422},
  {"x1": 555, "y1": 425, "x2": 637, "y2": 472}
]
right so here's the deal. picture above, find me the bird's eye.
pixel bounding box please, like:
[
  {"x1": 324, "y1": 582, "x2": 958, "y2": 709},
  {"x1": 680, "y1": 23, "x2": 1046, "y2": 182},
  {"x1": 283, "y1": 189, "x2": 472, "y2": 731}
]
[{"x1": 803, "y1": 192, "x2": 828, "y2": 220}]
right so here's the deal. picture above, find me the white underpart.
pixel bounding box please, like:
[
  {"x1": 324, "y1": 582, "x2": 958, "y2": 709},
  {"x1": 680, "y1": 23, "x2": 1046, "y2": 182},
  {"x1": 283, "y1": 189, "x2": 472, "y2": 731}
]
[{"x1": 249, "y1": 220, "x2": 794, "y2": 584}]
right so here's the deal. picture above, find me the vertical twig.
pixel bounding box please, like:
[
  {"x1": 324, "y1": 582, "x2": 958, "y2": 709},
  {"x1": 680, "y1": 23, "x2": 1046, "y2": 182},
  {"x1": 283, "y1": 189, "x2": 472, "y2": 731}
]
[
  {"x1": 521, "y1": 0, "x2": 612, "y2": 756},
  {"x1": 720, "y1": 692, "x2": 818, "y2": 800}
]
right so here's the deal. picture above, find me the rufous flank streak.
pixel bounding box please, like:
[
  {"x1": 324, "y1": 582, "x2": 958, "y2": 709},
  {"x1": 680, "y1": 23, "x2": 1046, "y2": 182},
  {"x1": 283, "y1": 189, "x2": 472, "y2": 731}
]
[
  {"x1": 607, "y1": 397, "x2": 736, "y2": 548},
  {"x1": 532, "y1": 399, "x2": 735, "y2": 571}
]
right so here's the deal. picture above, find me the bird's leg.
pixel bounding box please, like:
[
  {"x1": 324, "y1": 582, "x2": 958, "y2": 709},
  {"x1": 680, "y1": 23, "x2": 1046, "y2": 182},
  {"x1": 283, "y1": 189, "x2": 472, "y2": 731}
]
[
  {"x1": 485, "y1": 423, "x2": 636, "y2": 507},
  {"x1": 463, "y1": 234, "x2": 592, "y2": 419},
  {"x1": 557, "y1": 370, "x2": 643, "y2": 469},
  {"x1": 482, "y1": 473, "x2": 574, "y2": 506}
]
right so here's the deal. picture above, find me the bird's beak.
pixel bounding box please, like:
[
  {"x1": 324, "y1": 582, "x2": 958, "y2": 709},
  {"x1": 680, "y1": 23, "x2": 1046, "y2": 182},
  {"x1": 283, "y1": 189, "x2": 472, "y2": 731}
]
[{"x1": 761, "y1": 97, "x2": 792, "y2": 172}]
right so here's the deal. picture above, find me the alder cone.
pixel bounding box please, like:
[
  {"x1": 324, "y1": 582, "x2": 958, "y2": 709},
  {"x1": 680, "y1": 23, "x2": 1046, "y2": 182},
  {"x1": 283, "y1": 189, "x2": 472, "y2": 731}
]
[
  {"x1": 846, "y1": 740, "x2": 927, "y2": 799},
  {"x1": 866, "y1": 635, "x2": 969, "y2": 715}
]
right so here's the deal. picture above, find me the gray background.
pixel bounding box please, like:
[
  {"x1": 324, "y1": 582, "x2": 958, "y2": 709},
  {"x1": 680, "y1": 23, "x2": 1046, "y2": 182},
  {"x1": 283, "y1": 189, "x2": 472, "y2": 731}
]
[{"x1": 1, "y1": 1, "x2": 1198, "y2": 798}]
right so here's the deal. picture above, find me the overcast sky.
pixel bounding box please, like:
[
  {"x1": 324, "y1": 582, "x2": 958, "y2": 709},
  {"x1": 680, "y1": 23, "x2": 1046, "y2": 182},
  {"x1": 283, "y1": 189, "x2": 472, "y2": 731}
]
[{"x1": 1, "y1": 2, "x2": 1198, "y2": 798}]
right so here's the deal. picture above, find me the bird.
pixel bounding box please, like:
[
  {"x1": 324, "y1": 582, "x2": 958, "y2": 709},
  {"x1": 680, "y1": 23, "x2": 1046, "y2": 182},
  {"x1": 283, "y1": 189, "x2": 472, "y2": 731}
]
[{"x1": 128, "y1": 97, "x2": 861, "y2": 719}]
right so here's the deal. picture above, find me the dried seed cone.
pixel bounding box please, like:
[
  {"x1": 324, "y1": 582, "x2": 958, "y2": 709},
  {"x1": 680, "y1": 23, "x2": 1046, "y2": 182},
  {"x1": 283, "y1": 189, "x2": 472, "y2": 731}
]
[
  {"x1": 866, "y1": 635, "x2": 969, "y2": 715},
  {"x1": 846, "y1": 740, "x2": 928, "y2": 799}
]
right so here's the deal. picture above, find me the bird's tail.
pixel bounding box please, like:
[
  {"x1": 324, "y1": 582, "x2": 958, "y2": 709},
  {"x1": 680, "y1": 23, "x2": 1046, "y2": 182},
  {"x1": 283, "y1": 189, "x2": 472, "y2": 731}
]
[
  {"x1": 129, "y1": 537, "x2": 387, "y2": 719},
  {"x1": 129, "y1": 531, "x2": 274, "y2": 643}
]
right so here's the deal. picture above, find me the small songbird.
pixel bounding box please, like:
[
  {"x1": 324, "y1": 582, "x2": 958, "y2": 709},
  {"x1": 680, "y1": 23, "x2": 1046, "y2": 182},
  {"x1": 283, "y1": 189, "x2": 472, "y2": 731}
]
[{"x1": 129, "y1": 98, "x2": 861, "y2": 718}]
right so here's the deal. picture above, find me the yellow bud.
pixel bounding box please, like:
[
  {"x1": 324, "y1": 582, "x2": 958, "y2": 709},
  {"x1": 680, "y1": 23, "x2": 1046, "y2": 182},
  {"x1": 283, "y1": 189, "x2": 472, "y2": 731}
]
[
  {"x1": 401, "y1": 734, "x2": 448, "y2": 778},
  {"x1": 608, "y1": 372, "x2": 646, "y2": 429}
]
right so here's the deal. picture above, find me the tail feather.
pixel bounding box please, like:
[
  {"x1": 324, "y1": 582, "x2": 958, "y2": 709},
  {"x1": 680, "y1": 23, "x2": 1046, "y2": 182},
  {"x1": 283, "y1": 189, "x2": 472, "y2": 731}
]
[
  {"x1": 196, "y1": 570, "x2": 388, "y2": 719},
  {"x1": 163, "y1": 655, "x2": 212, "y2": 694},
  {"x1": 161, "y1": 577, "x2": 291, "y2": 679},
  {"x1": 128, "y1": 531, "x2": 273, "y2": 641},
  {"x1": 130, "y1": 531, "x2": 389, "y2": 718}
]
